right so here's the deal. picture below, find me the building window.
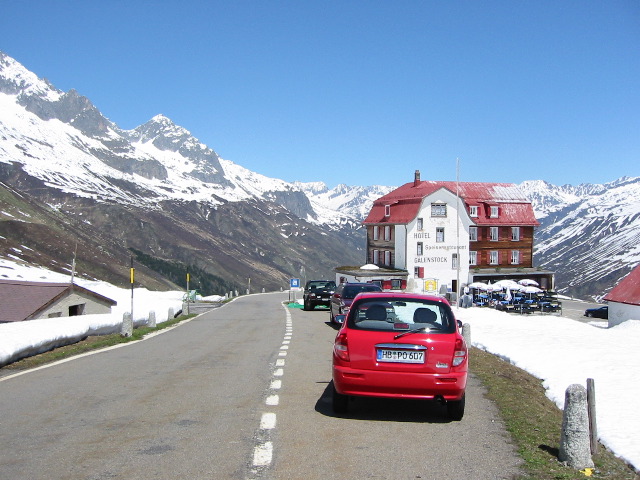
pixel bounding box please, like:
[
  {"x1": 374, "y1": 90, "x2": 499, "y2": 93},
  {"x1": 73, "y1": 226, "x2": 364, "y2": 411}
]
[
  {"x1": 416, "y1": 217, "x2": 423, "y2": 231},
  {"x1": 384, "y1": 225, "x2": 391, "y2": 241},
  {"x1": 490, "y1": 226, "x2": 499, "y2": 241},
  {"x1": 511, "y1": 227, "x2": 520, "y2": 241},
  {"x1": 384, "y1": 250, "x2": 391, "y2": 266},
  {"x1": 436, "y1": 227, "x2": 445, "y2": 243},
  {"x1": 490, "y1": 250, "x2": 499, "y2": 265},
  {"x1": 490, "y1": 206, "x2": 499, "y2": 218},
  {"x1": 373, "y1": 226, "x2": 379, "y2": 240},
  {"x1": 469, "y1": 251, "x2": 477, "y2": 265},
  {"x1": 452, "y1": 253, "x2": 458, "y2": 269},
  {"x1": 469, "y1": 206, "x2": 478, "y2": 217},
  {"x1": 373, "y1": 249, "x2": 379, "y2": 264},
  {"x1": 431, "y1": 203, "x2": 447, "y2": 217},
  {"x1": 69, "y1": 304, "x2": 85, "y2": 316},
  {"x1": 415, "y1": 266, "x2": 424, "y2": 278},
  {"x1": 384, "y1": 205, "x2": 391, "y2": 217},
  {"x1": 469, "y1": 226, "x2": 478, "y2": 241},
  {"x1": 417, "y1": 242, "x2": 423, "y2": 255},
  {"x1": 391, "y1": 279, "x2": 403, "y2": 290},
  {"x1": 511, "y1": 250, "x2": 520, "y2": 265}
]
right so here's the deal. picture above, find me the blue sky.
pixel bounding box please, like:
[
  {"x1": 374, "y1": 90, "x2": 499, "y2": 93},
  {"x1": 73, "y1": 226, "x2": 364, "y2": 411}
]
[{"x1": 2, "y1": 1, "x2": 638, "y2": 188}]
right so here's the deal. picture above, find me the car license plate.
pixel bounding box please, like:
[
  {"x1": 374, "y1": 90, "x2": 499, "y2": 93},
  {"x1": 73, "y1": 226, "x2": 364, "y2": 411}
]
[{"x1": 377, "y1": 349, "x2": 425, "y2": 364}]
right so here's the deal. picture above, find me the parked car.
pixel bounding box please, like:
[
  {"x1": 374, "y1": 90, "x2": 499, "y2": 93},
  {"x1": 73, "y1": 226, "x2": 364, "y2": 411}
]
[
  {"x1": 303, "y1": 280, "x2": 336, "y2": 310},
  {"x1": 331, "y1": 292, "x2": 468, "y2": 419},
  {"x1": 584, "y1": 305, "x2": 608, "y2": 319},
  {"x1": 329, "y1": 282, "x2": 382, "y2": 323}
]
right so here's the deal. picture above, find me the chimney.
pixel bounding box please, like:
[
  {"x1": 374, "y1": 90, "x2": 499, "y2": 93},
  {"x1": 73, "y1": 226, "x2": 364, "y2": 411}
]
[{"x1": 414, "y1": 170, "x2": 421, "y2": 187}]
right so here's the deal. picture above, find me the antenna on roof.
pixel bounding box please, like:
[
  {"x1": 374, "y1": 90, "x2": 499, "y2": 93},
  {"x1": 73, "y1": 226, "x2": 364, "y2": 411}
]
[
  {"x1": 456, "y1": 158, "x2": 461, "y2": 309},
  {"x1": 70, "y1": 242, "x2": 78, "y2": 284}
]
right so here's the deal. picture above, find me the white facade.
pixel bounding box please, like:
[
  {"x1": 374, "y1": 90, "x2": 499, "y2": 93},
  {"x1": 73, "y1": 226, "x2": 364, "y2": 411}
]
[
  {"x1": 34, "y1": 291, "x2": 115, "y2": 319},
  {"x1": 402, "y1": 188, "x2": 473, "y2": 294},
  {"x1": 608, "y1": 301, "x2": 640, "y2": 328}
]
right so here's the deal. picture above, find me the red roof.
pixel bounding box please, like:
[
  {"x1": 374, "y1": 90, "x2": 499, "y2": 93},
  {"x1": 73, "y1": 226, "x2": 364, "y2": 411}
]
[
  {"x1": 363, "y1": 180, "x2": 539, "y2": 226},
  {"x1": 604, "y1": 264, "x2": 640, "y2": 306}
]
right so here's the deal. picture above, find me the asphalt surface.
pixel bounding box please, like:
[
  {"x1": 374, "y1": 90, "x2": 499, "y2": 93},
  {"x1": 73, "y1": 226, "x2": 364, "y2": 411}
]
[
  {"x1": 554, "y1": 298, "x2": 608, "y2": 324},
  {"x1": 1, "y1": 292, "x2": 524, "y2": 480}
]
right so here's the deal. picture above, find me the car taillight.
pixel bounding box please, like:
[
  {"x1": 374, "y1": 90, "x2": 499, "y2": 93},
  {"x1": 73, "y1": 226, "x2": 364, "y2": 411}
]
[
  {"x1": 334, "y1": 333, "x2": 350, "y2": 362},
  {"x1": 452, "y1": 338, "x2": 467, "y2": 367}
]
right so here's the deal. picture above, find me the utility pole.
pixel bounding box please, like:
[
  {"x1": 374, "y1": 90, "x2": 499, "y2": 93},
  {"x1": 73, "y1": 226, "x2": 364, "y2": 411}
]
[
  {"x1": 186, "y1": 271, "x2": 190, "y2": 315},
  {"x1": 456, "y1": 158, "x2": 461, "y2": 309},
  {"x1": 70, "y1": 242, "x2": 78, "y2": 284},
  {"x1": 130, "y1": 257, "x2": 135, "y2": 321}
]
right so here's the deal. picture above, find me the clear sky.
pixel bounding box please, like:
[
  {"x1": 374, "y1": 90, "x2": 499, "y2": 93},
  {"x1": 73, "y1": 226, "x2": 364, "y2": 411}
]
[{"x1": 2, "y1": 1, "x2": 638, "y2": 188}]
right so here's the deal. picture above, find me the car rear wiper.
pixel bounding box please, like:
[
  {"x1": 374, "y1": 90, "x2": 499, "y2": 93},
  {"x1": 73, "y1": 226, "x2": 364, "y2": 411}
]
[{"x1": 394, "y1": 327, "x2": 426, "y2": 339}]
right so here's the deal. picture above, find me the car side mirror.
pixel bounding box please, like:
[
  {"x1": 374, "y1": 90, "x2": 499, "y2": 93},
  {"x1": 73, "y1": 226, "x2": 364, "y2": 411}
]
[
  {"x1": 335, "y1": 314, "x2": 346, "y2": 324},
  {"x1": 457, "y1": 320, "x2": 463, "y2": 329}
]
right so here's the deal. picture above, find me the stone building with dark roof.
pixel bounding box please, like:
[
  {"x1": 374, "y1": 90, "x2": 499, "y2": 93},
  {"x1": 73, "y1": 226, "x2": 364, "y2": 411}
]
[{"x1": 0, "y1": 279, "x2": 117, "y2": 323}]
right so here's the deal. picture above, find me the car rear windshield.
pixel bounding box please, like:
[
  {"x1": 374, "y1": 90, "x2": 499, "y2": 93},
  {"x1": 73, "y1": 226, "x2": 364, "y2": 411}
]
[
  {"x1": 308, "y1": 281, "x2": 335, "y2": 290},
  {"x1": 348, "y1": 298, "x2": 456, "y2": 333},
  {"x1": 342, "y1": 285, "x2": 382, "y2": 299}
]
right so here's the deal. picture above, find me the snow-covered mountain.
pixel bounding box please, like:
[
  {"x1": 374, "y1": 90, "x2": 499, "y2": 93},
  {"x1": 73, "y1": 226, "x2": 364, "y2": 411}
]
[
  {"x1": 0, "y1": 51, "x2": 386, "y2": 228},
  {"x1": 0, "y1": 51, "x2": 375, "y2": 291},
  {"x1": 1, "y1": 50, "x2": 638, "y2": 299},
  {"x1": 520, "y1": 177, "x2": 640, "y2": 299}
]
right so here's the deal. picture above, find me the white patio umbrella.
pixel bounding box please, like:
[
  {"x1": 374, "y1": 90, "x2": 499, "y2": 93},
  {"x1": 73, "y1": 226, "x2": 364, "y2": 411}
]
[
  {"x1": 495, "y1": 279, "x2": 522, "y2": 290},
  {"x1": 521, "y1": 285, "x2": 543, "y2": 299},
  {"x1": 518, "y1": 279, "x2": 539, "y2": 287},
  {"x1": 468, "y1": 282, "x2": 488, "y2": 290},
  {"x1": 521, "y1": 286, "x2": 542, "y2": 293}
]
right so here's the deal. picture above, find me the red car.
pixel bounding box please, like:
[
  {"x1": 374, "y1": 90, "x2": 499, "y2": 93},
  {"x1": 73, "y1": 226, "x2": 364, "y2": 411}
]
[{"x1": 332, "y1": 292, "x2": 468, "y2": 420}]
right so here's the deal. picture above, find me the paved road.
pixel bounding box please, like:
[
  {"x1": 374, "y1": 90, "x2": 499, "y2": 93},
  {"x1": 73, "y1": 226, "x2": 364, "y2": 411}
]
[
  {"x1": 1, "y1": 293, "x2": 523, "y2": 479},
  {"x1": 557, "y1": 298, "x2": 608, "y2": 323}
]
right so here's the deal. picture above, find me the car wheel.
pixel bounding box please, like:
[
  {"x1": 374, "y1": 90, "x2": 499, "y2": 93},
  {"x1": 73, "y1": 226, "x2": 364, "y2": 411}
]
[
  {"x1": 332, "y1": 383, "x2": 349, "y2": 414},
  {"x1": 303, "y1": 299, "x2": 310, "y2": 311},
  {"x1": 447, "y1": 394, "x2": 465, "y2": 421},
  {"x1": 586, "y1": 312, "x2": 593, "y2": 318}
]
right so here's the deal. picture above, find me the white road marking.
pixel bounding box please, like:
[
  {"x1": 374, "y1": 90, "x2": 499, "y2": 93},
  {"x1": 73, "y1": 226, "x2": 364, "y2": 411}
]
[
  {"x1": 252, "y1": 442, "x2": 273, "y2": 467},
  {"x1": 270, "y1": 379, "x2": 282, "y2": 389},
  {"x1": 260, "y1": 412, "x2": 277, "y2": 429}
]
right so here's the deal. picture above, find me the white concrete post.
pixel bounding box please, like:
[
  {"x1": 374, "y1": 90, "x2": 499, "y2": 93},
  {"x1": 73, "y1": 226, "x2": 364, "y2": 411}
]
[
  {"x1": 121, "y1": 312, "x2": 133, "y2": 337},
  {"x1": 168, "y1": 307, "x2": 174, "y2": 320},
  {"x1": 148, "y1": 311, "x2": 156, "y2": 328},
  {"x1": 462, "y1": 323, "x2": 471, "y2": 347},
  {"x1": 559, "y1": 384, "x2": 594, "y2": 469}
]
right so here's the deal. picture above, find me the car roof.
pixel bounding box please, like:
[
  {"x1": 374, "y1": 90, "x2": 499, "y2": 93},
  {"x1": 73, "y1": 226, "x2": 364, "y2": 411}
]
[{"x1": 352, "y1": 292, "x2": 450, "y2": 304}]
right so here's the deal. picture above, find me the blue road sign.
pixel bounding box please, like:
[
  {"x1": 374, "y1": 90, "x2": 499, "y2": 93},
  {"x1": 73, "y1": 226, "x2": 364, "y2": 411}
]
[{"x1": 290, "y1": 278, "x2": 301, "y2": 289}]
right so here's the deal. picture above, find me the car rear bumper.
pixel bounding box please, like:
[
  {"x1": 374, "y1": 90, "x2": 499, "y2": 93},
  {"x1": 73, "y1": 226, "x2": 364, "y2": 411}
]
[{"x1": 333, "y1": 365, "x2": 467, "y2": 401}]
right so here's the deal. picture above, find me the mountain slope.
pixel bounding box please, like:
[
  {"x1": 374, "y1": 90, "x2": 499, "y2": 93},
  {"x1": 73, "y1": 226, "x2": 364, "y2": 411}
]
[
  {"x1": 0, "y1": 51, "x2": 366, "y2": 292},
  {"x1": 1, "y1": 50, "x2": 638, "y2": 300},
  {"x1": 520, "y1": 177, "x2": 640, "y2": 299}
]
